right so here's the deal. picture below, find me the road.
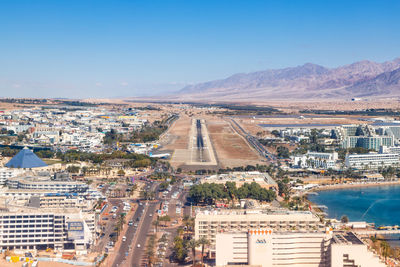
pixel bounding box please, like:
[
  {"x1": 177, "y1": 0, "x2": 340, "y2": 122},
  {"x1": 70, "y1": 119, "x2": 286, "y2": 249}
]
[
  {"x1": 109, "y1": 178, "x2": 190, "y2": 267},
  {"x1": 111, "y1": 201, "x2": 146, "y2": 267},
  {"x1": 110, "y1": 181, "x2": 160, "y2": 267}
]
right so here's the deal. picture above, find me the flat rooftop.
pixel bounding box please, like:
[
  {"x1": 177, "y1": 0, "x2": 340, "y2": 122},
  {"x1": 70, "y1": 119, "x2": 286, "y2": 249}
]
[{"x1": 333, "y1": 232, "x2": 364, "y2": 245}]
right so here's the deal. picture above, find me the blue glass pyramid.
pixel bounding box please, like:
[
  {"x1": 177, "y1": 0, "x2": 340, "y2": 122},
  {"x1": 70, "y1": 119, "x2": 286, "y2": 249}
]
[{"x1": 5, "y1": 147, "x2": 48, "y2": 168}]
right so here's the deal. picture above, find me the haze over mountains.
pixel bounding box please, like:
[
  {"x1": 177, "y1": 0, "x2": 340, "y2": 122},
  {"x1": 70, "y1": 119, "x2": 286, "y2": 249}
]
[{"x1": 171, "y1": 58, "x2": 400, "y2": 101}]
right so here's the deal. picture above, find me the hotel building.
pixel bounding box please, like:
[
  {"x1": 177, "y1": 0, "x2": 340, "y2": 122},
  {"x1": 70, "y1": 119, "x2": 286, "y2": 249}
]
[
  {"x1": 345, "y1": 153, "x2": 399, "y2": 170},
  {"x1": 216, "y1": 230, "x2": 385, "y2": 267},
  {"x1": 195, "y1": 210, "x2": 324, "y2": 252}
]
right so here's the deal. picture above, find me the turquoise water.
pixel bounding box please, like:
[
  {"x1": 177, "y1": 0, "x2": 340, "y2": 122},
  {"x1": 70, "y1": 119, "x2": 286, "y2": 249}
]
[{"x1": 308, "y1": 185, "x2": 400, "y2": 227}]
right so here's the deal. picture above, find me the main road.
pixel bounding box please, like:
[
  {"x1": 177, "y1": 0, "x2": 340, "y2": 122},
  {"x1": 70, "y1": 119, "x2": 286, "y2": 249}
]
[{"x1": 112, "y1": 181, "x2": 160, "y2": 267}]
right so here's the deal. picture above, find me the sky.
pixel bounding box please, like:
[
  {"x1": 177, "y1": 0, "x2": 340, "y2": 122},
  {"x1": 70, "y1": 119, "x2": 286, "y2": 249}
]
[{"x1": 0, "y1": 0, "x2": 399, "y2": 98}]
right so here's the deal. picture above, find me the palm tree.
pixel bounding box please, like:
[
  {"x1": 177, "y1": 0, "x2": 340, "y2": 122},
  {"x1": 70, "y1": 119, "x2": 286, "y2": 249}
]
[
  {"x1": 198, "y1": 237, "x2": 210, "y2": 266},
  {"x1": 176, "y1": 227, "x2": 184, "y2": 237},
  {"x1": 153, "y1": 218, "x2": 160, "y2": 232},
  {"x1": 188, "y1": 239, "x2": 199, "y2": 267},
  {"x1": 183, "y1": 215, "x2": 195, "y2": 233},
  {"x1": 380, "y1": 241, "x2": 390, "y2": 261}
]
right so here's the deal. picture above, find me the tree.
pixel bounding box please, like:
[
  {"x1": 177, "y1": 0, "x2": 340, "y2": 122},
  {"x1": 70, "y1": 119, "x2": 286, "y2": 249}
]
[
  {"x1": 380, "y1": 240, "x2": 390, "y2": 261},
  {"x1": 140, "y1": 189, "x2": 155, "y2": 200},
  {"x1": 340, "y1": 215, "x2": 349, "y2": 223},
  {"x1": 153, "y1": 218, "x2": 160, "y2": 232},
  {"x1": 66, "y1": 165, "x2": 80, "y2": 173},
  {"x1": 276, "y1": 146, "x2": 290, "y2": 158},
  {"x1": 183, "y1": 215, "x2": 195, "y2": 233},
  {"x1": 188, "y1": 239, "x2": 199, "y2": 267},
  {"x1": 271, "y1": 130, "x2": 280, "y2": 137},
  {"x1": 198, "y1": 237, "x2": 210, "y2": 266},
  {"x1": 277, "y1": 180, "x2": 289, "y2": 197},
  {"x1": 172, "y1": 236, "x2": 188, "y2": 263}
]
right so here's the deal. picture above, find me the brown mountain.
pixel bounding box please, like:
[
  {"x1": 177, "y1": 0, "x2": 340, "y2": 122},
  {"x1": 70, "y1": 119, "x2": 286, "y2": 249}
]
[{"x1": 173, "y1": 58, "x2": 400, "y2": 101}]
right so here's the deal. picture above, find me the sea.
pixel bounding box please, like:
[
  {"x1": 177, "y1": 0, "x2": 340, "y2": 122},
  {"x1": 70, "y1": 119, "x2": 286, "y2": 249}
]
[{"x1": 308, "y1": 185, "x2": 400, "y2": 246}]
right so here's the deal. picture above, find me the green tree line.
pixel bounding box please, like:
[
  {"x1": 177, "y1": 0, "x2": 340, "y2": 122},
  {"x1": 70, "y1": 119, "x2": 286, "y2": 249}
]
[{"x1": 188, "y1": 181, "x2": 276, "y2": 205}]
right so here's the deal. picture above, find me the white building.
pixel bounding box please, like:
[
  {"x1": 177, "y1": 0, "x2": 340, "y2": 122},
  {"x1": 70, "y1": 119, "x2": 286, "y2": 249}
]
[
  {"x1": 216, "y1": 231, "x2": 385, "y2": 267},
  {"x1": 0, "y1": 168, "x2": 25, "y2": 185},
  {"x1": 345, "y1": 152, "x2": 400, "y2": 170},
  {"x1": 292, "y1": 151, "x2": 338, "y2": 170},
  {"x1": 7, "y1": 175, "x2": 89, "y2": 194},
  {"x1": 195, "y1": 210, "x2": 324, "y2": 252},
  {"x1": 0, "y1": 205, "x2": 93, "y2": 254}
]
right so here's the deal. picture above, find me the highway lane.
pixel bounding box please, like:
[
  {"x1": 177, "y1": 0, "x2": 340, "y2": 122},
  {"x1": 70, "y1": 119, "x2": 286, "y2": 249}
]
[
  {"x1": 131, "y1": 201, "x2": 159, "y2": 267},
  {"x1": 108, "y1": 181, "x2": 160, "y2": 267},
  {"x1": 110, "y1": 179, "x2": 190, "y2": 267},
  {"x1": 112, "y1": 181, "x2": 157, "y2": 267},
  {"x1": 112, "y1": 202, "x2": 145, "y2": 267}
]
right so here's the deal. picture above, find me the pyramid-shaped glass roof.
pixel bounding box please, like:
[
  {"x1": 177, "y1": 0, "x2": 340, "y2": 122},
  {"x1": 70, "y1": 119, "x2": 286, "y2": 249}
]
[{"x1": 5, "y1": 147, "x2": 48, "y2": 168}]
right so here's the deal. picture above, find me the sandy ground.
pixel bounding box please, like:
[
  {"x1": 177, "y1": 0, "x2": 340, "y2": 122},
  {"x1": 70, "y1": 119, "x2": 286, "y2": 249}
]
[
  {"x1": 206, "y1": 118, "x2": 262, "y2": 168},
  {"x1": 161, "y1": 115, "x2": 191, "y2": 150}
]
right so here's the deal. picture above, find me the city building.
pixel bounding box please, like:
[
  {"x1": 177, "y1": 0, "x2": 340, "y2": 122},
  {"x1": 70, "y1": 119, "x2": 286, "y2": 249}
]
[
  {"x1": 0, "y1": 168, "x2": 25, "y2": 185},
  {"x1": 379, "y1": 145, "x2": 400, "y2": 155},
  {"x1": 292, "y1": 151, "x2": 338, "y2": 170},
  {"x1": 334, "y1": 124, "x2": 394, "y2": 151},
  {"x1": 345, "y1": 152, "x2": 399, "y2": 170},
  {"x1": 216, "y1": 230, "x2": 385, "y2": 267},
  {"x1": 0, "y1": 198, "x2": 95, "y2": 255},
  {"x1": 7, "y1": 175, "x2": 89, "y2": 194},
  {"x1": 195, "y1": 209, "x2": 324, "y2": 252}
]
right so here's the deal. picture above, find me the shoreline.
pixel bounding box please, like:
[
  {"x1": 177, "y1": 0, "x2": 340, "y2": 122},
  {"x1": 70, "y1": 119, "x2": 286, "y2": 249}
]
[{"x1": 311, "y1": 180, "x2": 400, "y2": 192}]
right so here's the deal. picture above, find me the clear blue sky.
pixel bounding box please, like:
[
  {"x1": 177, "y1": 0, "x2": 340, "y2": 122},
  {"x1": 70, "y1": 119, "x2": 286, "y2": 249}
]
[{"x1": 0, "y1": 0, "x2": 399, "y2": 98}]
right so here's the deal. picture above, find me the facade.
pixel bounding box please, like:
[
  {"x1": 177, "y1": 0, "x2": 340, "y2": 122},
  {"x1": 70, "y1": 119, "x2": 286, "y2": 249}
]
[
  {"x1": 292, "y1": 151, "x2": 338, "y2": 170},
  {"x1": 345, "y1": 153, "x2": 399, "y2": 170},
  {"x1": 0, "y1": 168, "x2": 24, "y2": 185},
  {"x1": 216, "y1": 231, "x2": 385, "y2": 267},
  {"x1": 195, "y1": 210, "x2": 324, "y2": 251},
  {"x1": 216, "y1": 230, "x2": 332, "y2": 267},
  {"x1": 334, "y1": 124, "x2": 394, "y2": 150},
  {"x1": 7, "y1": 176, "x2": 89, "y2": 194},
  {"x1": 0, "y1": 207, "x2": 94, "y2": 254},
  {"x1": 380, "y1": 145, "x2": 400, "y2": 155}
]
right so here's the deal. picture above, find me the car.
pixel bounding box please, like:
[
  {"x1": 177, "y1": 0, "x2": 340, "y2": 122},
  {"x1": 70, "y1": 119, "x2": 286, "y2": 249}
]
[
  {"x1": 128, "y1": 220, "x2": 133, "y2": 226},
  {"x1": 122, "y1": 236, "x2": 126, "y2": 242},
  {"x1": 149, "y1": 214, "x2": 153, "y2": 217},
  {"x1": 137, "y1": 244, "x2": 141, "y2": 248},
  {"x1": 134, "y1": 223, "x2": 138, "y2": 227}
]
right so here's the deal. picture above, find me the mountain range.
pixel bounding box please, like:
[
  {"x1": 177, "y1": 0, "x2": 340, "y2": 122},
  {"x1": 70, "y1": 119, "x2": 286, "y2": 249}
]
[{"x1": 170, "y1": 58, "x2": 400, "y2": 101}]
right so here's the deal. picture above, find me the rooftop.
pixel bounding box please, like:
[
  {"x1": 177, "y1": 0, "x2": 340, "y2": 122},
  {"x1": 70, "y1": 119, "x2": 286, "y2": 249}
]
[{"x1": 5, "y1": 147, "x2": 48, "y2": 169}]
